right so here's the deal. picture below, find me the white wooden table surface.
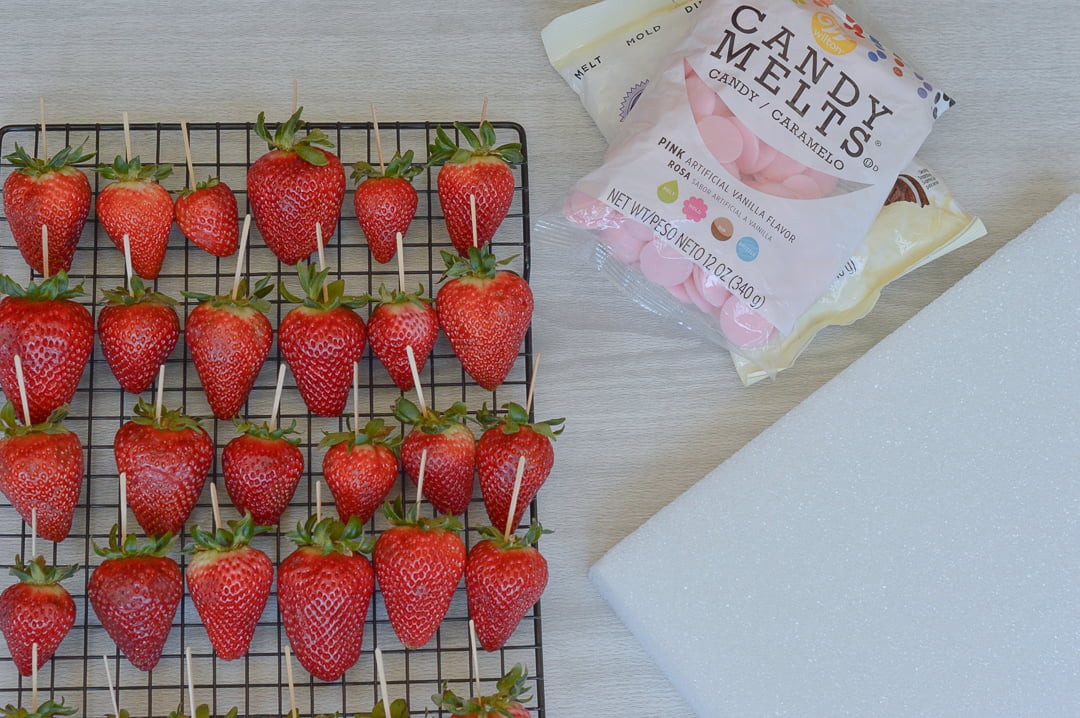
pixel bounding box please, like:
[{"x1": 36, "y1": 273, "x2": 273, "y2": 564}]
[{"x1": 0, "y1": 1, "x2": 1077, "y2": 715}]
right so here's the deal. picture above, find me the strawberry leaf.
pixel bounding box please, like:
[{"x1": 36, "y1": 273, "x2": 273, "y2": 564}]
[{"x1": 8, "y1": 554, "x2": 79, "y2": 585}]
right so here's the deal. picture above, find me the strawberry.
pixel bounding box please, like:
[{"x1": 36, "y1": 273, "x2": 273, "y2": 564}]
[
  {"x1": 374, "y1": 498, "x2": 465, "y2": 649},
  {"x1": 278, "y1": 515, "x2": 375, "y2": 681},
  {"x1": 436, "y1": 247, "x2": 533, "y2": 391},
  {"x1": 0, "y1": 554, "x2": 78, "y2": 676},
  {"x1": 466, "y1": 522, "x2": 550, "y2": 652},
  {"x1": 476, "y1": 403, "x2": 563, "y2": 532},
  {"x1": 175, "y1": 176, "x2": 239, "y2": 257},
  {"x1": 351, "y1": 150, "x2": 422, "y2": 263},
  {"x1": 394, "y1": 397, "x2": 475, "y2": 516},
  {"x1": 95, "y1": 155, "x2": 174, "y2": 279},
  {"x1": 433, "y1": 663, "x2": 534, "y2": 718},
  {"x1": 355, "y1": 699, "x2": 409, "y2": 718},
  {"x1": 221, "y1": 419, "x2": 304, "y2": 527},
  {"x1": 0, "y1": 273, "x2": 93, "y2": 424},
  {"x1": 428, "y1": 122, "x2": 522, "y2": 256},
  {"x1": 0, "y1": 403, "x2": 83, "y2": 542},
  {"x1": 89, "y1": 526, "x2": 182, "y2": 672},
  {"x1": 113, "y1": 398, "x2": 213, "y2": 537},
  {"x1": 247, "y1": 107, "x2": 346, "y2": 264},
  {"x1": 278, "y1": 263, "x2": 367, "y2": 417},
  {"x1": 183, "y1": 276, "x2": 274, "y2": 420},
  {"x1": 363, "y1": 284, "x2": 438, "y2": 392},
  {"x1": 321, "y1": 419, "x2": 400, "y2": 525},
  {"x1": 0, "y1": 699, "x2": 76, "y2": 718},
  {"x1": 2, "y1": 141, "x2": 94, "y2": 275},
  {"x1": 98, "y1": 276, "x2": 179, "y2": 394},
  {"x1": 185, "y1": 513, "x2": 273, "y2": 661}
]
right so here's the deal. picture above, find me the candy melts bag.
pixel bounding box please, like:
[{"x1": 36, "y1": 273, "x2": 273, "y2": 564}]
[{"x1": 538, "y1": 0, "x2": 984, "y2": 377}]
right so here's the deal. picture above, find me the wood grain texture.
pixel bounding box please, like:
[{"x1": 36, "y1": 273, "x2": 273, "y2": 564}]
[{"x1": 0, "y1": 0, "x2": 1078, "y2": 714}]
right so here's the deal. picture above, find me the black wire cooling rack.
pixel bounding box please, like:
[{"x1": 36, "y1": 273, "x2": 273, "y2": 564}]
[{"x1": 0, "y1": 119, "x2": 543, "y2": 717}]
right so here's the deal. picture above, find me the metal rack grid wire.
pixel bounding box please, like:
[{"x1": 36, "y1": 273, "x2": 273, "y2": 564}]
[{"x1": 0, "y1": 118, "x2": 544, "y2": 717}]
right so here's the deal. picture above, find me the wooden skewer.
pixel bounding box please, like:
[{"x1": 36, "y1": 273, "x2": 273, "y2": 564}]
[
  {"x1": 230, "y1": 215, "x2": 252, "y2": 300},
  {"x1": 154, "y1": 365, "x2": 166, "y2": 423},
  {"x1": 480, "y1": 96, "x2": 489, "y2": 126},
  {"x1": 268, "y1": 363, "x2": 287, "y2": 433},
  {"x1": 374, "y1": 646, "x2": 391, "y2": 717},
  {"x1": 119, "y1": 471, "x2": 128, "y2": 539},
  {"x1": 41, "y1": 225, "x2": 49, "y2": 279},
  {"x1": 525, "y1": 353, "x2": 541, "y2": 415},
  {"x1": 31, "y1": 508, "x2": 37, "y2": 560},
  {"x1": 180, "y1": 120, "x2": 197, "y2": 189},
  {"x1": 122, "y1": 111, "x2": 132, "y2": 162},
  {"x1": 39, "y1": 97, "x2": 48, "y2": 159},
  {"x1": 405, "y1": 346, "x2": 426, "y2": 415},
  {"x1": 315, "y1": 222, "x2": 329, "y2": 303},
  {"x1": 468, "y1": 619, "x2": 482, "y2": 699},
  {"x1": 292, "y1": 80, "x2": 299, "y2": 115},
  {"x1": 102, "y1": 655, "x2": 120, "y2": 718},
  {"x1": 315, "y1": 480, "x2": 322, "y2": 523},
  {"x1": 395, "y1": 233, "x2": 406, "y2": 293},
  {"x1": 284, "y1": 645, "x2": 298, "y2": 718},
  {"x1": 371, "y1": 104, "x2": 386, "y2": 174},
  {"x1": 414, "y1": 448, "x2": 428, "y2": 519},
  {"x1": 13, "y1": 354, "x2": 31, "y2": 426},
  {"x1": 31, "y1": 642, "x2": 38, "y2": 711},
  {"x1": 210, "y1": 482, "x2": 222, "y2": 533},
  {"x1": 504, "y1": 455, "x2": 528, "y2": 538},
  {"x1": 122, "y1": 234, "x2": 134, "y2": 296},
  {"x1": 352, "y1": 362, "x2": 360, "y2": 437},
  {"x1": 185, "y1": 646, "x2": 196, "y2": 718},
  {"x1": 470, "y1": 194, "x2": 479, "y2": 249}
]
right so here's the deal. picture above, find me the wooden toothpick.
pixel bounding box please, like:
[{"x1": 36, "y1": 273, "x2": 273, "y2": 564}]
[
  {"x1": 470, "y1": 194, "x2": 479, "y2": 249},
  {"x1": 122, "y1": 111, "x2": 132, "y2": 162},
  {"x1": 315, "y1": 222, "x2": 329, "y2": 303},
  {"x1": 405, "y1": 346, "x2": 427, "y2": 415},
  {"x1": 231, "y1": 214, "x2": 252, "y2": 300},
  {"x1": 480, "y1": 96, "x2": 489, "y2": 126},
  {"x1": 468, "y1": 619, "x2": 482, "y2": 698},
  {"x1": 210, "y1": 482, "x2": 222, "y2": 533},
  {"x1": 31, "y1": 642, "x2": 38, "y2": 711},
  {"x1": 374, "y1": 647, "x2": 391, "y2": 716},
  {"x1": 119, "y1": 471, "x2": 128, "y2": 539},
  {"x1": 122, "y1": 233, "x2": 134, "y2": 296},
  {"x1": 31, "y1": 508, "x2": 37, "y2": 559},
  {"x1": 352, "y1": 362, "x2": 360, "y2": 437},
  {"x1": 504, "y1": 456, "x2": 528, "y2": 538},
  {"x1": 269, "y1": 363, "x2": 287, "y2": 433},
  {"x1": 185, "y1": 646, "x2": 196, "y2": 718},
  {"x1": 41, "y1": 225, "x2": 49, "y2": 279},
  {"x1": 315, "y1": 480, "x2": 322, "y2": 523},
  {"x1": 525, "y1": 353, "x2": 541, "y2": 415},
  {"x1": 371, "y1": 104, "x2": 386, "y2": 174},
  {"x1": 13, "y1": 354, "x2": 31, "y2": 426},
  {"x1": 180, "y1": 120, "x2": 197, "y2": 189},
  {"x1": 414, "y1": 448, "x2": 428, "y2": 519},
  {"x1": 154, "y1": 364, "x2": 166, "y2": 423},
  {"x1": 284, "y1": 645, "x2": 298, "y2": 718},
  {"x1": 39, "y1": 97, "x2": 48, "y2": 159},
  {"x1": 102, "y1": 655, "x2": 120, "y2": 718},
  {"x1": 395, "y1": 233, "x2": 406, "y2": 293}
]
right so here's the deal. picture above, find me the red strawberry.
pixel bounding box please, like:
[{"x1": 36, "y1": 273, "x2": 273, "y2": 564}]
[
  {"x1": 185, "y1": 513, "x2": 273, "y2": 661},
  {"x1": 113, "y1": 398, "x2": 213, "y2": 537},
  {"x1": 0, "y1": 403, "x2": 83, "y2": 542},
  {"x1": 351, "y1": 150, "x2": 421, "y2": 263},
  {"x1": 476, "y1": 403, "x2": 563, "y2": 532},
  {"x1": 98, "y1": 276, "x2": 179, "y2": 394},
  {"x1": 322, "y1": 419, "x2": 400, "y2": 524},
  {"x1": 373, "y1": 498, "x2": 465, "y2": 649},
  {"x1": 434, "y1": 663, "x2": 534, "y2": 718},
  {"x1": 88, "y1": 527, "x2": 182, "y2": 672},
  {"x1": 221, "y1": 419, "x2": 304, "y2": 527},
  {"x1": 0, "y1": 273, "x2": 94, "y2": 424},
  {"x1": 466, "y1": 522, "x2": 550, "y2": 652},
  {"x1": 247, "y1": 107, "x2": 346, "y2": 264},
  {"x1": 364, "y1": 284, "x2": 438, "y2": 392},
  {"x1": 0, "y1": 554, "x2": 78, "y2": 676},
  {"x1": 436, "y1": 247, "x2": 533, "y2": 391},
  {"x1": 175, "y1": 176, "x2": 239, "y2": 257},
  {"x1": 95, "y1": 155, "x2": 175, "y2": 279},
  {"x1": 429, "y1": 122, "x2": 521, "y2": 256},
  {"x1": 2, "y1": 141, "x2": 94, "y2": 275},
  {"x1": 394, "y1": 397, "x2": 475, "y2": 516},
  {"x1": 278, "y1": 515, "x2": 375, "y2": 681},
  {"x1": 278, "y1": 263, "x2": 367, "y2": 417},
  {"x1": 183, "y1": 277, "x2": 274, "y2": 420}
]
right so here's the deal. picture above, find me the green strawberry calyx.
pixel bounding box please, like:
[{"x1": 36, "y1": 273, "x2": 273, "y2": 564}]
[
  {"x1": 0, "y1": 271, "x2": 85, "y2": 301},
  {"x1": 92, "y1": 524, "x2": 174, "y2": 560},
  {"x1": 254, "y1": 106, "x2": 335, "y2": 167},
  {"x1": 3, "y1": 139, "x2": 95, "y2": 178},
  {"x1": 95, "y1": 154, "x2": 173, "y2": 184},
  {"x1": 9, "y1": 553, "x2": 79, "y2": 586},
  {"x1": 168, "y1": 703, "x2": 239, "y2": 718},
  {"x1": 477, "y1": 521, "x2": 551, "y2": 550},
  {"x1": 179, "y1": 174, "x2": 222, "y2": 198},
  {"x1": 182, "y1": 275, "x2": 274, "y2": 313},
  {"x1": 428, "y1": 121, "x2": 523, "y2": 166},
  {"x1": 351, "y1": 149, "x2": 422, "y2": 184},
  {"x1": 128, "y1": 397, "x2": 203, "y2": 432},
  {"x1": 187, "y1": 512, "x2": 271, "y2": 556},
  {"x1": 359, "y1": 283, "x2": 432, "y2": 311},
  {"x1": 382, "y1": 495, "x2": 463, "y2": 532},
  {"x1": 232, "y1": 417, "x2": 302, "y2": 445},
  {"x1": 0, "y1": 698, "x2": 77, "y2": 718},
  {"x1": 434, "y1": 663, "x2": 532, "y2": 717},
  {"x1": 393, "y1": 397, "x2": 469, "y2": 436},
  {"x1": 476, "y1": 402, "x2": 564, "y2": 440},
  {"x1": 0, "y1": 402, "x2": 71, "y2": 437},
  {"x1": 354, "y1": 699, "x2": 410, "y2": 718},
  {"x1": 279, "y1": 262, "x2": 365, "y2": 311},
  {"x1": 101, "y1": 274, "x2": 178, "y2": 307},
  {"x1": 440, "y1": 245, "x2": 518, "y2": 283},
  {"x1": 105, "y1": 711, "x2": 131, "y2": 718},
  {"x1": 287, "y1": 514, "x2": 374, "y2": 556},
  {"x1": 321, "y1": 417, "x2": 402, "y2": 451}
]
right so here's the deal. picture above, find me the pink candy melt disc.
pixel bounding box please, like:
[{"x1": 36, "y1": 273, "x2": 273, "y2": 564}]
[
  {"x1": 639, "y1": 240, "x2": 694, "y2": 287},
  {"x1": 693, "y1": 266, "x2": 733, "y2": 308},
  {"x1": 719, "y1": 296, "x2": 776, "y2": 348},
  {"x1": 696, "y1": 115, "x2": 743, "y2": 165},
  {"x1": 599, "y1": 227, "x2": 648, "y2": 264}
]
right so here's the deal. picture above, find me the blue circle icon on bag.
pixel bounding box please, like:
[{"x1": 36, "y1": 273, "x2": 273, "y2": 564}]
[{"x1": 736, "y1": 237, "x2": 759, "y2": 262}]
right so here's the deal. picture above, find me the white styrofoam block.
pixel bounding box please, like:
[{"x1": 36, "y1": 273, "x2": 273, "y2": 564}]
[{"x1": 591, "y1": 195, "x2": 1080, "y2": 717}]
